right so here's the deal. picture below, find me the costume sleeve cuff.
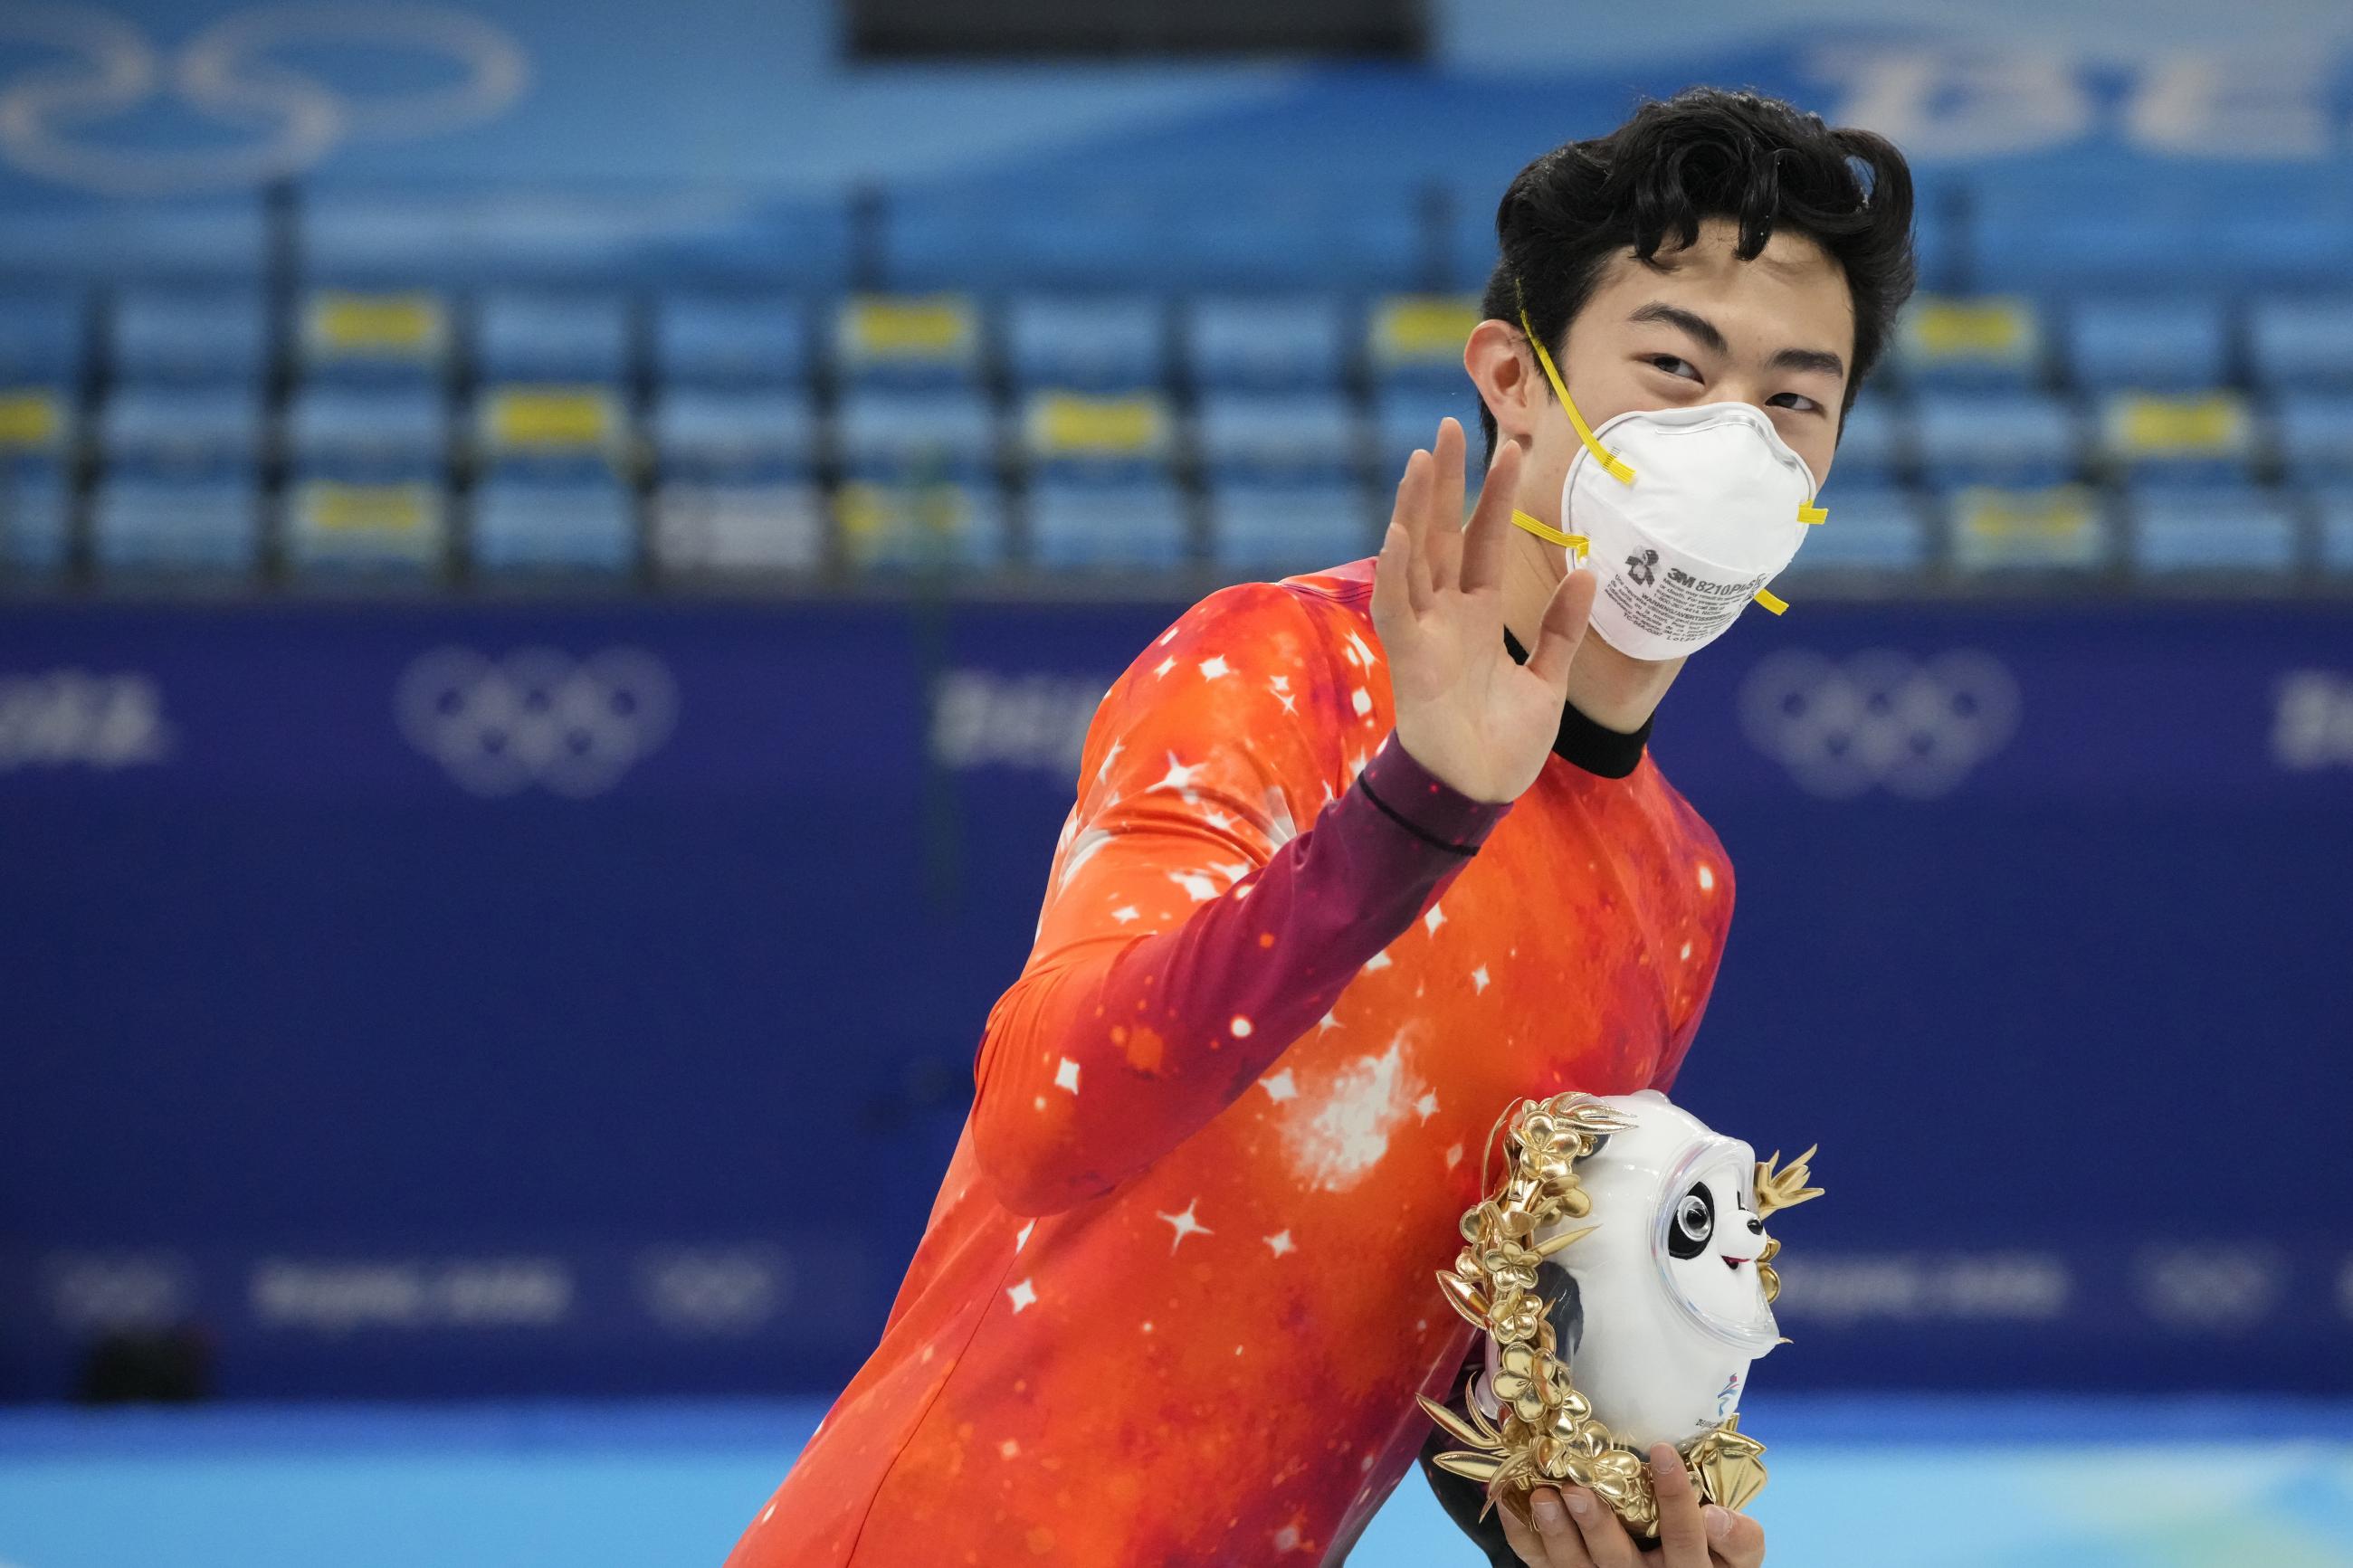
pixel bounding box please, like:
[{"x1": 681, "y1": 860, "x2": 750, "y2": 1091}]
[{"x1": 1355, "y1": 731, "x2": 1512, "y2": 854}]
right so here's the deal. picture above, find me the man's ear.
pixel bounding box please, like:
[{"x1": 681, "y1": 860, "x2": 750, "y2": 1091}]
[{"x1": 1464, "y1": 318, "x2": 1540, "y2": 448}]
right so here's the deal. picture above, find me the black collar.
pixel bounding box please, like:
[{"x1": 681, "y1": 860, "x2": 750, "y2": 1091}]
[{"x1": 1500, "y1": 627, "x2": 1652, "y2": 780}]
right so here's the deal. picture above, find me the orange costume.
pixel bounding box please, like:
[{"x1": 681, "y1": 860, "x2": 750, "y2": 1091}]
[{"x1": 729, "y1": 557, "x2": 1733, "y2": 1566}]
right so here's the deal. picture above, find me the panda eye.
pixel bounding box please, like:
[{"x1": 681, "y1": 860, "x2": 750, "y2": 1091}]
[{"x1": 1667, "y1": 1184, "x2": 1715, "y2": 1259}]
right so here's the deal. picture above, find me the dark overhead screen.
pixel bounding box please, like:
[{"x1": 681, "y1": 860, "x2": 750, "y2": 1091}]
[{"x1": 847, "y1": 0, "x2": 1424, "y2": 60}]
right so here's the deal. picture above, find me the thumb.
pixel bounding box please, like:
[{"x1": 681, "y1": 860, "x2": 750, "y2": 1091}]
[{"x1": 1520, "y1": 566, "x2": 1596, "y2": 690}]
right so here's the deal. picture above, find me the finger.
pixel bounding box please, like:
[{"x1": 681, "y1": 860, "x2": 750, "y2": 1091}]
[
  {"x1": 1523, "y1": 1487, "x2": 1597, "y2": 1568},
  {"x1": 1496, "y1": 1502, "x2": 1550, "y2": 1566},
  {"x1": 1521, "y1": 566, "x2": 1597, "y2": 690},
  {"x1": 1649, "y1": 1444, "x2": 1709, "y2": 1566},
  {"x1": 1458, "y1": 435, "x2": 1522, "y2": 596},
  {"x1": 1388, "y1": 448, "x2": 1436, "y2": 616},
  {"x1": 1424, "y1": 417, "x2": 1467, "y2": 593},
  {"x1": 1560, "y1": 1484, "x2": 1641, "y2": 1568},
  {"x1": 1704, "y1": 1506, "x2": 1765, "y2": 1568},
  {"x1": 1371, "y1": 520, "x2": 1420, "y2": 653}
]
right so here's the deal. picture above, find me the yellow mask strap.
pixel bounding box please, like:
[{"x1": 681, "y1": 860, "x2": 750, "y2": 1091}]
[
  {"x1": 1510, "y1": 508, "x2": 1587, "y2": 560},
  {"x1": 1514, "y1": 279, "x2": 1635, "y2": 487}
]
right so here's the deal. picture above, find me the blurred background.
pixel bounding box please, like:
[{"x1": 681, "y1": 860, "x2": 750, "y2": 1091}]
[{"x1": 1, "y1": 0, "x2": 2350, "y2": 1563}]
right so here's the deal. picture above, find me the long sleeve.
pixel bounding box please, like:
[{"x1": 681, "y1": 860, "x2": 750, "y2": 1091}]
[{"x1": 969, "y1": 580, "x2": 1510, "y2": 1217}]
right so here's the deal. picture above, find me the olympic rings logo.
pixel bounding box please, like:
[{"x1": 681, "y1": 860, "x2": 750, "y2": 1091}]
[
  {"x1": 0, "y1": 3, "x2": 528, "y2": 195},
  {"x1": 1738, "y1": 649, "x2": 2020, "y2": 800},
  {"x1": 395, "y1": 645, "x2": 676, "y2": 798}
]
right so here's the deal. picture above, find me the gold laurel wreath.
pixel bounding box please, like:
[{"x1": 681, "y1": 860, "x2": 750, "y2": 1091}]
[{"x1": 1416, "y1": 1094, "x2": 1821, "y2": 1538}]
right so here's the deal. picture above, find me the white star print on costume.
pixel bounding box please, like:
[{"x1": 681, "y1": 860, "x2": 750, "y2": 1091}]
[
  {"x1": 1059, "y1": 827, "x2": 1114, "y2": 889},
  {"x1": 1446, "y1": 1143, "x2": 1464, "y2": 1167},
  {"x1": 1424, "y1": 902, "x2": 1446, "y2": 934},
  {"x1": 1000, "y1": 1439, "x2": 1020, "y2": 1459},
  {"x1": 1346, "y1": 631, "x2": 1379, "y2": 670},
  {"x1": 1198, "y1": 655, "x2": 1232, "y2": 680},
  {"x1": 1006, "y1": 1278, "x2": 1037, "y2": 1313},
  {"x1": 1054, "y1": 1057, "x2": 1081, "y2": 1094},
  {"x1": 1154, "y1": 753, "x2": 1205, "y2": 794},
  {"x1": 1681, "y1": 940, "x2": 1693, "y2": 960},
  {"x1": 1154, "y1": 656, "x2": 1176, "y2": 678},
  {"x1": 1264, "y1": 1231, "x2": 1296, "y2": 1257},
  {"x1": 1168, "y1": 869, "x2": 1220, "y2": 902},
  {"x1": 1262, "y1": 786, "x2": 1298, "y2": 848},
  {"x1": 1097, "y1": 739, "x2": 1122, "y2": 782},
  {"x1": 1259, "y1": 1069, "x2": 1298, "y2": 1103},
  {"x1": 1201, "y1": 807, "x2": 1233, "y2": 831},
  {"x1": 1415, "y1": 1091, "x2": 1440, "y2": 1123},
  {"x1": 1015, "y1": 1220, "x2": 1034, "y2": 1250},
  {"x1": 1471, "y1": 965, "x2": 1490, "y2": 993},
  {"x1": 1157, "y1": 1200, "x2": 1213, "y2": 1252},
  {"x1": 1287, "y1": 1039, "x2": 1424, "y2": 1193},
  {"x1": 1362, "y1": 950, "x2": 1391, "y2": 973},
  {"x1": 1351, "y1": 687, "x2": 1372, "y2": 716},
  {"x1": 1318, "y1": 1011, "x2": 1340, "y2": 1032},
  {"x1": 1110, "y1": 905, "x2": 1140, "y2": 923},
  {"x1": 1211, "y1": 860, "x2": 1253, "y2": 887},
  {"x1": 1700, "y1": 864, "x2": 1716, "y2": 891}
]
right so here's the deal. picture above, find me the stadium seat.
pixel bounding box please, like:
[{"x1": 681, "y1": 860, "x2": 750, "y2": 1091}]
[
  {"x1": 2246, "y1": 295, "x2": 2353, "y2": 392},
  {"x1": 287, "y1": 385, "x2": 449, "y2": 480},
  {"x1": 1891, "y1": 296, "x2": 2045, "y2": 389},
  {"x1": 1784, "y1": 487, "x2": 1929, "y2": 572},
  {"x1": 1019, "y1": 390, "x2": 1175, "y2": 480},
  {"x1": 0, "y1": 385, "x2": 73, "y2": 462},
  {"x1": 653, "y1": 480, "x2": 829, "y2": 574},
  {"x1": 2318, "y1": 489, "x2": 2353, "y2": 575},
  {"x1": 1027, "y1": 478, "x2": 1190, "y2": 569},
  {"x1": 299, "y1": 289, "x2": 452, "y2": 384},
  {"x1": 2098, "y1": 391, "x2": 2256, "y2": 486},
  {"x1": 474, "y1": 290, "x2": 632, "y2": 384},
  {"x1": 2062, "y1": 297, "x2": 2230, "y2": 391},
  {"x1": 100, "y1": 385, "x2": 265, "y2": 478},
  {"x1": 113, "y1": 287, "x2": 267, "y2": 385},
  {"x1": 1205, "y1": 480, "x2": 1376, "y2": 572},
  {"x1": 1184, "y1": 296, "x2": 1349, "y2": 390},
  {"x1": 472, "y1": 470, "x2": 638, "y2": 573},
  {"x1": 1828, "y1": 397, "x2": 1907, "y2": 484},
  {"x1": 654, "y1": 293, "x2": 809, "y2": 386},
  {"x1": 1970, "y1": 172, "x2": 2353, "y2": 295},
  {"x1": 1370, "y1": 385, "x2": 1486, "y2": 483},
  {"x1": 2277, "y1": 394, "x2": 2353, "y2": 487},
  {"x1": 1913, "y1": 390, "x2": 2080, "y2": 488},
  {"x1": 1947, "y1": 484, "x2": 2111, "y2": 574},
  {"x1": 2126, "y1": 485, "x2": 2299, "y2": 575},
  {"x1": 284, "y1": 480, "x2": 449, "y2": 575},
  {"x1": 835, "y1": 480, "x2": 1008, "y2": 571},
  {"x1": 835, "y1": 388, "x2": 997, "y2": 480},
  {"x1": 472, "y1": 385, "x2": 631, "y2": 467},
  {"x1": 0, "y1": 288, "x2": 89, "y2": 386},
  {"x1": 91, "y1": 477, "x2": 262, "y2": 573},
  {"x1": 833, "y1": 295, "x2": 982, "y2": 387},
  {"x1": 1194, "y1": 390, "x2": 1359, "y2": 482},
  {"x1": 1004, "y1": 296, "x2": 1168, "y2": 391},
  {"x1": 1367, "y1": 295, "x2": 1481, "y2": 388},
  {"x1": 0, "y1": 463, "x2": 70, "y2": 574},
  {"x1": 653, "y1": 388, "x2": 818, "y2": 481}
]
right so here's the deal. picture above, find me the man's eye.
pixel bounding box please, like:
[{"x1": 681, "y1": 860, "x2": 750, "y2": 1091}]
[
  {"x1": 1769, "y1": 392, "x2": 1823, "y2": 413},
  {"x1": 1647, "y1": 355, "x2": 1700, "y2": 381}
]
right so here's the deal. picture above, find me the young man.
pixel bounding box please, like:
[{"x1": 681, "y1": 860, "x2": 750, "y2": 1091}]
[{"x1": 730, "y1": 87, "x2": 1913, "y2": 1567}]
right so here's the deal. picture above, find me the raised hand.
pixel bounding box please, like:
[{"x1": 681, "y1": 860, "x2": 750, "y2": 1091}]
[{"x1": 1371, "y1": 418, "x2": 1597, "y2": 804}]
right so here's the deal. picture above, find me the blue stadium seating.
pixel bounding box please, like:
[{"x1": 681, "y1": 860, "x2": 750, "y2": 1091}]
[
  {"x1": 835, "y1": 388, "x2": 997, "y2": 480},
  {"x1": 1367, "y1": 295, "x2": 1481, "y2": 389},
  {"x1": 833, "y1": 296, "x2": 983, "y2": 389},
  {"x1": 2126, "y1": 485, "x2": 2299, "y2": 575},
  {"x1": 2318, "y1": 489, "x2": 2353, "y2": 574},
  {"x1": 1970, "y1": 173, "x2": 2353, "y2": 294},
  {"x1": 472, "y1": 470, "x2": 638, "y2": 573},
  {"x1": 653, "y1": 389, "x2": 819, "y2": 481},
  {"x1": 472, "y1": 385, "x2": 631, "y2": 470},
  {"x1": 91, "y1": 478, "x2": 262, "y2": 573},
  {"x1": 2273, "y1": 394, "x2": 2353, "y2": 486},
  {"x1": 474, "y1": 291, "x2": 632, "y2": 384},
  {"x1": 1370, "y1": 385, "x2": 1486, "y2": 484},
  {"x1": 284, "y1": 480, "x2": 450, "y2": 575},
  {"x1": 1185, "y1": 296, "x2": 1349, "y2": 390},
  {"x1": 299, "y1": 290, "x2": 453, "y2": 385},
  {"x1": 113, "y1": 287, "x2": 267, "y2": 385},
  {"x1": 2098, "y1": 391, "x2": 2256, "y2": 487},
  {"x1": 1027, "y1": 478, "x2": 1190, "y2": 569},
  {"x1": 1194, "y1": 391, "x2": 1358, "y2": 482},
  {"x1": 1004, "y1": 296, "x2": 1168, "y2": 391},
  {"x1": 1020, "y1": 390, "x2": 1175, "y2": 482},
  {"x1": 0, "y1": 290, "x2": 88, "y2": 386},
  {"x1": 1206, "y1": 480, "x2": 1375, "y2": 572},
  {"x1": 836, "y1": 480, "x2": 1008, "y2": 571},
  {"x1": 1947, "y1": 484, "x2": 2112, "y2": 574},
  {"x1": 2063, "y1": 297, "x2": 2230, "y2": 390},
  {"x1": 654, "y1": 294, "x2": 810, "y2": 387},
  {"x1": 287, "y1": 385, "x2": 449, "y2": 480},
  {"x1": 1786, "y1": 487, "x2": 1929, "y2": 572},
  {"x1": 653, "y1": 480, "x2": 829, "y2": 574},
  {"x1": 100, "y1": 386, "x2": 265, "y2": 479},
  {"x1": 1891, "y1": 296, "x2": 2045, "y2": 389},
  {"x1": 0, "y1": 464, "x2": 71, "y2": 574},
  {"x1": 1828, "y1": 397, "x2": 1907, "y2": 484},
  {"x1": 1913, "y1": 390, "x2": 2079, "y2": 487},
  {"x1": 0, "y1": 197, "x2": 264, "y2": 283},
  {"x1": 2249, "y1": 296, "x2": 2353, "y2": 393}
]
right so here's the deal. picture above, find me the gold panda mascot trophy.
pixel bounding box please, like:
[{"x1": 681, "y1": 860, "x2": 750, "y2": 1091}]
[{"x1": 1419, "y1": 1089, "x2": 1822, "y2": 1540}]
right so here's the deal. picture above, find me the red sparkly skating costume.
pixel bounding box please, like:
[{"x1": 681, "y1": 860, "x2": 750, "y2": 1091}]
[{"x1": 729, "y1": 557, "x2": 1733, "y2": 1566}]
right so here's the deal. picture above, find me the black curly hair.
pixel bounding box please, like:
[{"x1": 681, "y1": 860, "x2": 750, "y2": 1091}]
[{"x1": 1477, "y1": 86, "x2": 1917, "y2": 464}]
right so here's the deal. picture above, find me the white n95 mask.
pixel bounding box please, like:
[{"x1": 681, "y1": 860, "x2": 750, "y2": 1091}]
[{"x1": 1508, "y1": 298, "x2": 1826, "y2": 662}]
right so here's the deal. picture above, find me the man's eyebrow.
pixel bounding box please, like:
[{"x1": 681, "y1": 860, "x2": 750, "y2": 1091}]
[{"x1": 1629, "y1": 301, "x2": 1846, "y2": 380}]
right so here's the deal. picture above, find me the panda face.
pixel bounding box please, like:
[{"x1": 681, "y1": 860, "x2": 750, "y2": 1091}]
[{"x1": 1652, "y1": 1143, "x2": 1777, "y2": 1347}]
